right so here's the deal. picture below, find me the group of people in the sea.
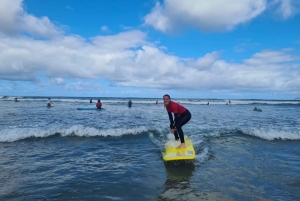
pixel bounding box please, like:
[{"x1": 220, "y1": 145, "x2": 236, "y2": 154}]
[
  {"x1": 207, "y1": 100, "x2": 231, "y2": 105},
  {"x1": 89, "y1": 99, "x2": 102, "y2": 109},
  {"x1": 13, "y1": 96, "x2": 263, "y2": 149},
  {"x1": 87, "y1": 95, "x2": 191, "y2": 149}
]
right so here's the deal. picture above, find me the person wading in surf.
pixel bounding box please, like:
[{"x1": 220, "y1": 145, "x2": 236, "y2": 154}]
[
  {"x1": 163, "y1": 94, "x2": 191, "y2": 149},
  {"x1": 96, "y1": 100, "x2": 102, "y2": 109}
]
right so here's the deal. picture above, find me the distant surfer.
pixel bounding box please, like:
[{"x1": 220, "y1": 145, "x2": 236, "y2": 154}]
[
  {"x1": 47, "y1": 98, "x2": 52, "y2": 107},
  {"x1": 96, "y1": 99, "x2": 102, "y2": 109},
  {"x1": 253, "y1": 107, "x2": 262, "y2": 112},
  {"x1": 128, "y1": 99, "x2": 132, "y2": 108},
  {"x1": 156, "y1": 100, "x2": 158, "y2": 104},
  {"x1": 90, "y1": 99, "x2": 92, "y2": 103},
  {"x1": 14, "y1": 97, "x2": 18, "y2": 102},
  {"x1": 207, "y1": 102, "x2": 209, "y2": 105},
  {"x1": 163, "y1": 94, "x2": 191, "y2": 149}
]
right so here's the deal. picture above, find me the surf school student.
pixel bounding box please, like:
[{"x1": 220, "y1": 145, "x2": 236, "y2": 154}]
[
  {"x1": 253, "y1": 107, "x2": 262, "y2": 112},
  {"x1": 163, "y1": 94, "x2": 191, "y2": 149},
  {"x1": 128, "y1": 99, "x2": 132, "y2": 108},
  {"x1": 47, "y1": 98, "x2": 52, "y2": 107},
  {"x1": 96, "y1": 100, "x2": 102, "y2": 109}
]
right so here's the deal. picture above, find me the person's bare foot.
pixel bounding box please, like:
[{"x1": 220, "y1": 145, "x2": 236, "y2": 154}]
[{"x1": 176, "y1": 143, "x2": 186, "y2": 149}]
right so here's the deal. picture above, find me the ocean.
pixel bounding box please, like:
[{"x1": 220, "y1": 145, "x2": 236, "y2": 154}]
[{"x1": 0, "y1": 96, "x2": 299, "y2": 201}]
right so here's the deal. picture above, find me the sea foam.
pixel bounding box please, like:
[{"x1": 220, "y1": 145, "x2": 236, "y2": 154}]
[{"x1": 0, "y1": 125, "x2": 149, "y2": 142}]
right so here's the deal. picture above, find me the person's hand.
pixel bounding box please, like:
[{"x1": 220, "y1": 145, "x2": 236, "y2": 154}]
[{"x1": 171, "y1": 129, "x2": 176, "y2": 134}]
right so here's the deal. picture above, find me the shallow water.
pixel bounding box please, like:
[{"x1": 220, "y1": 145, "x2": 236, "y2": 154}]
[{"x1": 0, "y1": 97, "x2": 300, "y2": 200}]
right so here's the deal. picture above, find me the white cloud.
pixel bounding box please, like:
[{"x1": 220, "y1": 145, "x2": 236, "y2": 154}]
[
  {"x1": 101, "y1": 26, "x2": 108, "y2": 31},
  {"x1": 66, "y1": 6, "x2": 74, "y2": 10},
  {"x1": 0, "y1": 0, "x2": 299, "y2": 96},
  {"x1": 65, "y1": 82, "x2": 101, "y2": 91},
  {"x1": 50, "y1": 78, "x2": 65, "y2": 85},
  {"x1": 272, "y1": 0, "x2": 299, "y2": 19},
  {"x1": 144, "y1": 0, "x2": 267, "y2": 33},
  {"x1": 0, "y1": 0, "x2": 62, "y2": 38},
  {"x1": 144, "y1": 0, "x2": 300, "y2": 33},
  {"x1": 0, "y1": 0, "x2": 23, "y2": 35},
  {"x1": 0, "y1": 31, "x2": 299, "y2": 93}
]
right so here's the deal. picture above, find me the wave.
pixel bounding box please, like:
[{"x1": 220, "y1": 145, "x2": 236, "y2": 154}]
[
  {"x1": 1, "y1": 125, "x2": 299, "y2": 142},
  {"x1": 240, "y1": 128, "x2": 300, "y2": 141},
  {"x1": 0, "y1": 96, "x2": 299, "y2": 105},
  {"x1": 202, "y1": 128, "x2": 300, "y2": 141},
  {"x1": 0, "y1": 125, "x2": 148, "y2": 142}
]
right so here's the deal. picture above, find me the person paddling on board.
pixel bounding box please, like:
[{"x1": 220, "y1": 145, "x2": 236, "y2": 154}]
[
  {"x1": 47, "y1": 98, "x2": 53, "y2": 107},
  {"x1": 96, "y1": 99, "x2": 102, "y2": 109},
  {"x1": 163, "y1": 94, "x2": 191, "y2": 149}
]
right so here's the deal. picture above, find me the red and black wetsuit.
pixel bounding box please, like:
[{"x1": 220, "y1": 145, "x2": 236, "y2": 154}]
[
  {"x1": 96, "y1": 102, "x2": 102, "y2": 109},
  {"x1": 166, "y1": 101, "x2": 191, "y2": 143}
]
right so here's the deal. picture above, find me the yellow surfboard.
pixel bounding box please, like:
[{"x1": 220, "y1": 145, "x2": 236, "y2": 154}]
[{"x1": 162, "y1": 136, "x2": 196, "y2": 161}]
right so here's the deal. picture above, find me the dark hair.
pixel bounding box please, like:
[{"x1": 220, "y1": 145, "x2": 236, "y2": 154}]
[
  {"x1": 98, "y1": 100, "x2": 100, "y2": 102},
  {"x1": 163, "y1": 94, "x2": 170, "y2": 99}
]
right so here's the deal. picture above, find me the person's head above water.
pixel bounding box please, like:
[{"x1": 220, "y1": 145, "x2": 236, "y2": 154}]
[
  {"x1": 98, "y1": 100, "x2": 100, "y2": 102},
  {"x1": 163, "y1": 94, "x2": 171, "y2": 105}
]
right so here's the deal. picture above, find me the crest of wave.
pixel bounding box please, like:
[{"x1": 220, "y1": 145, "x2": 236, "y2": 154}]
[
  {"x1": 247, "y1": 128, "x2": 300, "y2": 140},
  {"x1": 60, "y1": 125, "x2": 148, "y2": 137},
  {"x1": 0, "y1": 125, "x2": 148, "y2": 142}
]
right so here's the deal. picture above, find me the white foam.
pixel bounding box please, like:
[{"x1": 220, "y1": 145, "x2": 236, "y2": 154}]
[
  {"x1": 245, "y1": 128, "x2": 300, "y2": 141},
  {"x1": 0, "y1": 125, "x2": 148, "y2": 142},
  {"x1": 0, "y1": 127, "x2": 59, "y2": 142},
  {"x1": 196, "y1": 147, "x2": 210, "y2": 163},
  {"x1": 0, "y1": 96, "x2": 298, "y2": 105},
  {"x1": 166, "y1": 133, "x2": 174, "y2": 140},
  {"x1": 165, "y1": 139, "x2": 181, "y2": 148}
]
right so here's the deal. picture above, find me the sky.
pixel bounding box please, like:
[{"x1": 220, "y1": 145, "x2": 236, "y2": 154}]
[{"x1": 0, "y1": 0, "x2": 299, "y2": 99}]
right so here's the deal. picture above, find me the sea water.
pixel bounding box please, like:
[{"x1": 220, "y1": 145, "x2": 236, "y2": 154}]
[{"x1": 0, "y1": 96, "x2": 299, "y2": 201}]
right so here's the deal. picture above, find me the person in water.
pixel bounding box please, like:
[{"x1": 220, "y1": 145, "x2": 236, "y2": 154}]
[
  {"x1": 96, "y1": 100, "x2": 102, "y2": 109},
  {"x1": 163, "y1": 94, "x2": 191, "y2": 149},
  {"x1": 47, "y1": 98, "x2": 53, "y2": 107},
  {"x1": 128, "y1": 99, "x2": 132, "y2": 107},
  {"x1": 90, "y1": 99, "x2": 92, "y2": 103},
  {"x1": 14, "y1": 97, "x2": 18, "y2": 102}
]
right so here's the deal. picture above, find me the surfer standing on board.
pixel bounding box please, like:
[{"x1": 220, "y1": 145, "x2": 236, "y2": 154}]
[{"x1": 163, "y1": 94, "x2": 191, "y2": 149}]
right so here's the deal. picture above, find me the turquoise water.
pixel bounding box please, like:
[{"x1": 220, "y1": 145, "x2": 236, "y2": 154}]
[{"x1": 0, "y1": 96, "x2": 300, "y2": 200}]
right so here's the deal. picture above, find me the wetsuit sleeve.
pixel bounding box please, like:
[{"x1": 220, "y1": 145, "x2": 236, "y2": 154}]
[
  {"x1": 173, "y1": 113, "x2": 179, "y2": 126},
  {"x1": 168, "y1": 112, "x2": 174, "y2": 128}
]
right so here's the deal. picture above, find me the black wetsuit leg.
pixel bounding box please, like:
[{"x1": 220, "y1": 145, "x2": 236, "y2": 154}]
[{"x1": 174, "y1": 109, "x2": 191, "y2": 143}]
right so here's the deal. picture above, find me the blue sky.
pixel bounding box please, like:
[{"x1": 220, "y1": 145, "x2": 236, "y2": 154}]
[{"x1": 0, "y1": 0, "x2": 299, "y2": 99}]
